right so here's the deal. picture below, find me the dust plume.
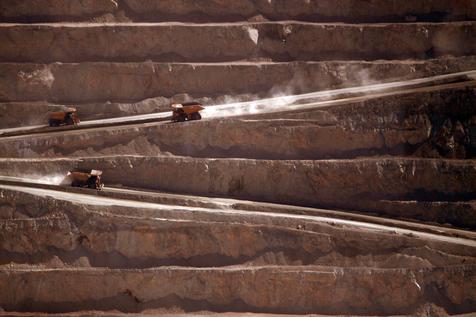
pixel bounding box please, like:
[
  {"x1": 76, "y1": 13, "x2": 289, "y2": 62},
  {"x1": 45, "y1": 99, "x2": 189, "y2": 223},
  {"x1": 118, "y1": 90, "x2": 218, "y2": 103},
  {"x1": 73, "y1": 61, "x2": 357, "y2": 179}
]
[
  {"x1": 202, "y1": 70, "x2": 476, "y2": 119},
  {"x1": 0, "y1": 174, "x2": 68, "y2": 185}
]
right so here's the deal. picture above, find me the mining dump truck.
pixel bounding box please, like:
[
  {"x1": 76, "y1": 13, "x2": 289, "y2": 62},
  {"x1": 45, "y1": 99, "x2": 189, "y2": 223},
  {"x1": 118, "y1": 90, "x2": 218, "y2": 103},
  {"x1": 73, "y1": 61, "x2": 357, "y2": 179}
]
[
  {"x1": 68, "y1": 170, "x2": 104, "y2": 190},
  {"x1": 171, "y1": 102, "x2": 204, "y2": 122},
  {"x1": 49, "y1": 108, "x2": 80, "y2": 127}
]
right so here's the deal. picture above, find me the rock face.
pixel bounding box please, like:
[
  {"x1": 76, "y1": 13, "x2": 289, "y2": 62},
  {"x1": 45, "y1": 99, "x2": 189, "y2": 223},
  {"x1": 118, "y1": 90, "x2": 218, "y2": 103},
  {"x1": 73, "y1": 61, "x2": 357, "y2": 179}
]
[
  {"x1": 2, "y1": 58, "x2": 476, "y2": 103},
  {"x1": 0, "y1": 0, "x2": 119, "y2": 22},
  {"x1": 0, "y1": 1, "x2": 476, "y2": 316},
  {"x1": 0, "y1": 156, "x2": 475, "y2": 229},
  {"x1": 1, "y1": 86, "x2": 475, "y2": 159},
  {"x1": 1, "y1": 22, "x2": 476, "y2": 63},
  {"x1": 1, "y1": 186, "x2": 476, "y2": 315},
  {"x1": 1, "y1": 266, "x2": 475, "y2": 315},
  {"x1": 1, "y1": 0, "x2": 475, "y2": 23}
]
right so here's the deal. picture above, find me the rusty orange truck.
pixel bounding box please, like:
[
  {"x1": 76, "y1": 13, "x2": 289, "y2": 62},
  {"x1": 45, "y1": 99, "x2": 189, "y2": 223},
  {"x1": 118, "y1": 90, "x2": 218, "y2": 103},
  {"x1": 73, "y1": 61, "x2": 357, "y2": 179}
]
[
  {"x1": 49, "y1": 108, "x2": 80, "y2": 127},
  {"x1": 171, "y1": 102, "x2": 204, "y2": 122},
  {"x1": 68, "y1": 170, "x2": 104, "y2": 190}
]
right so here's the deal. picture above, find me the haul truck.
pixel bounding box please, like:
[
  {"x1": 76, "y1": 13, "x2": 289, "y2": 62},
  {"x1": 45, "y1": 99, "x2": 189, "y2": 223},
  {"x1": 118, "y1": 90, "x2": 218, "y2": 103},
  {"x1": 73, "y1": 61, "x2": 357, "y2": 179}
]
[
  {"x1": 49, "y1": 108, "x2": 80, "y2": 127},
  {"x1": 68, "y1": 170, "x2": 104, "y2": 190},
  {"x1": 171, "y1": 102, "x2": 204, "y2": 122}
]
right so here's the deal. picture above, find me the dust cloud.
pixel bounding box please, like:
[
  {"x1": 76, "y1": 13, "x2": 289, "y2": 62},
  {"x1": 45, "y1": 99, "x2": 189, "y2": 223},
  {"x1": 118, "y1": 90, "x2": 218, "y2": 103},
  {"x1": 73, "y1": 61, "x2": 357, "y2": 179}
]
[
  {"x1": 0, "y1": 174, "x2": 68, "y2": 185},
  {"x1": 202, "y1": 70, "x2": 476, "y2": 119}
]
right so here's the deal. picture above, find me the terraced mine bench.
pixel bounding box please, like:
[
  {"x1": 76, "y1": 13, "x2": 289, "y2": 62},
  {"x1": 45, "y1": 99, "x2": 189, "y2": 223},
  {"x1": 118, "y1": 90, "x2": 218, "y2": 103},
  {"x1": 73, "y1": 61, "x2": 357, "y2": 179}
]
[{"x1": 0, "y1": 1, "x2": 476, "y2": 316}]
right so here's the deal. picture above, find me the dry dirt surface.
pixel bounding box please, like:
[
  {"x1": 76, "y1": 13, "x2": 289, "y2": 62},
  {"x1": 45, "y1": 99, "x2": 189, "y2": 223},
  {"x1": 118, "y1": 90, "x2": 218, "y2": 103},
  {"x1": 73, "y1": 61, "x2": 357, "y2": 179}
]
[{"x1": 1, "y1": 1, "x2": 476, "y2": 317}]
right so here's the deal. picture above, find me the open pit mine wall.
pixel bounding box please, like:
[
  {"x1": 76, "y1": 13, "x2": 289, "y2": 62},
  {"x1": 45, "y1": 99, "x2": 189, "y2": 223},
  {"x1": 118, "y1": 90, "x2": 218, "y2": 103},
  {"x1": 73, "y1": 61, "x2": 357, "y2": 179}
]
[
  {"x1": 1, "y1": 86, "x2": 475, "y2": 160},
  {"x1": 3, "y1": 187, "x2": 476, "y2": 267},
  {"x1": 0, "y1": 198, "x2": 337, "y2": 265},
  {"x1": 0, "y1": 265, "x2": 475, "y2": 315},
  {"x1": 0, "y1": 156, "x2": 474, "y2": 210},
  {"x1": 0, "y1": 0, "x2": 475, "y2": 23},
  {"x1": 0, "y1": 99, "x2": 173, "y2": 128},
  {"x1": 2, "y1": 186, "x2": 476, "y2": 315},
  {"x1": 2, "y1": 187, "x2": 475, "y2": 262},
  {"x1": 1, "y1": 57, "x2": 476, "y2": 103},
  {"x1": 1, "y1": 22, "x2": 475, "y2": 63}
]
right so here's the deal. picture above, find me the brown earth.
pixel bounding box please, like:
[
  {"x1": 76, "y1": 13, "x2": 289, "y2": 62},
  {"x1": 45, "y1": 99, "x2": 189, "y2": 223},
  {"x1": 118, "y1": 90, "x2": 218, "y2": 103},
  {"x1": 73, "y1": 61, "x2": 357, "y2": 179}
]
[
  {"x1": 1, "y1": 0, "x2": 475, "y2": 23},
  {"x1": 0, "y1": 185, "x2": 475, "y2": 315},
  {"x1": 1, "y1": 1, "x2": 476, "y2": 316},
  {"x1": 1, "y1": 22, "x2": 475, "y2": 63},
  {"x1": 1, "y1": 266, "x2": 475, "y2": 315},
  {"x1": 2, "y1": 57, "x2": 476, "y2": 103},
  {"x1": 1, "y1": 85, "x2": 475, "y2": 159},
  {"x1": 0, "y1": 155, "x2": 475, "y2": 229}
]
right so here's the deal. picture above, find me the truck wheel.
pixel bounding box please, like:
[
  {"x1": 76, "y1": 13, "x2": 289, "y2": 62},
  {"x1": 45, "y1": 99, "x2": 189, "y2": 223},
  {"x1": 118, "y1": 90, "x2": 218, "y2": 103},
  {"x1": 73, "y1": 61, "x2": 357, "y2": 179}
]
[
  {"x1": 88, "y1": 177, "x2": 98, "y2": 189},
  {"x1": 178, "y1": 114, "x2": 186, "y2": 122},
  {"x1": 191, "y1": 112, "x2": 202, "y2": 120}
]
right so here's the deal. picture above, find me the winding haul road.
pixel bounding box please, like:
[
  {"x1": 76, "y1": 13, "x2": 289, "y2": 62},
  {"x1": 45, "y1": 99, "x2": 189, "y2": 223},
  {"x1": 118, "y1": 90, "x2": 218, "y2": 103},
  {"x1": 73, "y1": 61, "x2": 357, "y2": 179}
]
[
  {"x1": 0, "y1": 176, "x2": 475, "y2": 247},
  {"x1": 1, "y1": 70, "x2": 475, "y2": 139},
  {"x1": 1, "y1": 71, "x2": 475, "y2": 256}
]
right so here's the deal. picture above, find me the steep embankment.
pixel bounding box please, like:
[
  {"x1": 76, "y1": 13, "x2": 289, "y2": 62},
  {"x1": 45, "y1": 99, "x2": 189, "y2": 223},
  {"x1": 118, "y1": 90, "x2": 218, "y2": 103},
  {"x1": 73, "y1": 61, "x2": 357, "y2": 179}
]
[{"x1": 1, "y1": 0, "x2": 476, "y2": 316}]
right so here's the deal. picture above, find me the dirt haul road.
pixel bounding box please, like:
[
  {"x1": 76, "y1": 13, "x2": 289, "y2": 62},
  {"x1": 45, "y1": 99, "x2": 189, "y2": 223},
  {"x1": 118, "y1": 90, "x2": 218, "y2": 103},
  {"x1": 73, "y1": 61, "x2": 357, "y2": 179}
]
[
  {"x1": 1, "y1": 71, "x2": 475, "y2": 138},
  {"x1": 1, "y1": 181, "x2": 476, "y2": 315},
  {"x1": 1, "y1": 179, "x2": 475, "y2": 243},
  {"x1": 1, "y1": 1, "x2": 476, "y2": 316}
]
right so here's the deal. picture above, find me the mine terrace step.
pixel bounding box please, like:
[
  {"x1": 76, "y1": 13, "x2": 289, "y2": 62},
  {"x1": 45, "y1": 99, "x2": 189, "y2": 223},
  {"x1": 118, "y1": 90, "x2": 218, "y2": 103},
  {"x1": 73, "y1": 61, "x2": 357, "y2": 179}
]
[
  {"x1": 0, "y1": 156, "x2": 474, "y2": 220},
  {"x1": 0, "y1": 265, "x2": 475, "y2": 315},
  {"x1": 0, "y1": 22, "x2": 475, "y2": 63},
  {"x1": 0, "y1": 175, "x2": 474, "y2": 238},
  {"x1": 0, "y1": 0, "x2": 475, "y2": 23},
  {"x1": 1, "y1": 80, "x2": 474, "y2": 162},
  {"x1": 5, "y1": 184, "x2": 474, "y2": 270},
  {"x1": 1, "y1": 57, "x2": 476, "y2": 103},
  {"x1": 0, "y1": 77, "x2": 474, "y2": 130}
]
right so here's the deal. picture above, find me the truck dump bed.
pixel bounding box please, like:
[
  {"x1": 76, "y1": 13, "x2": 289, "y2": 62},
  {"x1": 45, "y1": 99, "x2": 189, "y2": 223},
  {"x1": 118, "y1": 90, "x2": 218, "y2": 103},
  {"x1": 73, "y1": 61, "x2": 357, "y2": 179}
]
[
  {"x1": 69, "y1": 171, "x2": 91, "y2": 182},
  {"x1": 171, "y1": 102, "x2": 204, "y2": 122},
  {"x1": 49, "y1": 111, "x2": 67, "y2": 120},
  {"x1": 172, "y1": 103, "x2": 204, "y2": 114},
  {"x1": 68, "y1": 170, "x2": 104, "y2": 190}
]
